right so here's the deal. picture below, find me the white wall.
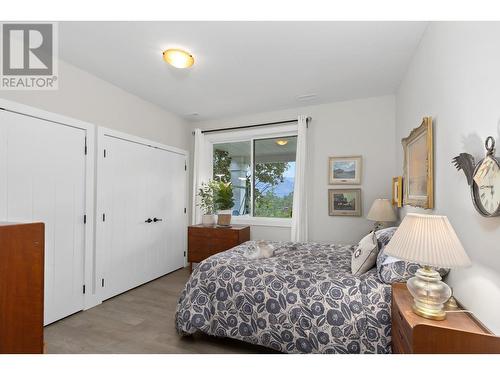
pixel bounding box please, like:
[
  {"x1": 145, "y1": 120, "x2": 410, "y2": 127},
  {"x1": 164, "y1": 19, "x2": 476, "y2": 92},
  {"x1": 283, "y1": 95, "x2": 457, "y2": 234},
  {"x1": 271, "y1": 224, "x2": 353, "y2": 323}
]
[
  {"x1": 0, "y1": 59, "x2": 190, "y2": 151},
  {"x1": 192, "y1": 95, "x2": 396, "y2": 242},
  {"x1": 396, "y1": 22, "x2": 500, "y2": 334}
]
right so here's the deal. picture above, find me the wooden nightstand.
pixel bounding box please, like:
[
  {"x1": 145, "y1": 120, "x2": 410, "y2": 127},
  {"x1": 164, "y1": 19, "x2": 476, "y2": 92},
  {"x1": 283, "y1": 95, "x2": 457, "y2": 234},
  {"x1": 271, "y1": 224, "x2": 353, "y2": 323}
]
[
  {"x1": 188, "y1": 224, "x2": 250, "y2": 272},
  {"x1": 391, "y1": 283, "x2": 500, "y2": 353}
]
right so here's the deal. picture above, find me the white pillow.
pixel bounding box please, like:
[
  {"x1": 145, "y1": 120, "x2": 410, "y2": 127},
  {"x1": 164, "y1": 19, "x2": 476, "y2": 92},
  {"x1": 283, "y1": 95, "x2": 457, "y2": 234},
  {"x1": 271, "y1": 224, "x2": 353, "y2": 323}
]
[
  {"x1": 382, "y1": 255, "x2": 400, "y2": 265},
  {"x1": 351, "y1": 231, "x2": 379, "y2": 276}
]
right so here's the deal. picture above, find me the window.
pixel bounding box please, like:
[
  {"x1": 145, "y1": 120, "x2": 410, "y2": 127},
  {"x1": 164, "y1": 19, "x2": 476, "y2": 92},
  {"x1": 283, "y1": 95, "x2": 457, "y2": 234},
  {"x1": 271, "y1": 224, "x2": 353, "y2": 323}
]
[
  {"x1": 213, "y1": 141, "x2": 251, "y2": 216},
  {"x1": 213, "y1": 135, "x2": 297, "y2": 219},
  {"x1": 253, "y1": 136, "x2": 296, "y2": 218}
]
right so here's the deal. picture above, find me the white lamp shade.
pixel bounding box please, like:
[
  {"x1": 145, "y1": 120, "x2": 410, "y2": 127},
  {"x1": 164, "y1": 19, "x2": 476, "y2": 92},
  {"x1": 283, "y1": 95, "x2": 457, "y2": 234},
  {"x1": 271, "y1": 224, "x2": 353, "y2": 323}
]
[
  {"x1": 384, "y1": 213, "x2": 471, "y2": 268},
  {"x1": 367, "y1": 199, "x2": 397, "y2": 222}
]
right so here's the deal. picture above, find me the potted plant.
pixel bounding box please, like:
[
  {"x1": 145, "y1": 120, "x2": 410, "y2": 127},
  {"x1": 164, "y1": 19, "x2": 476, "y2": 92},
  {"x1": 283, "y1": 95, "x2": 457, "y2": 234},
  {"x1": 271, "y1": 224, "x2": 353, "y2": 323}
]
[
  {"x1": 214, "y1": 181, "x2": 234, "y2": 226},
  {"x1": 197, "y1": 180, "x2": 217, "y2": 226}
]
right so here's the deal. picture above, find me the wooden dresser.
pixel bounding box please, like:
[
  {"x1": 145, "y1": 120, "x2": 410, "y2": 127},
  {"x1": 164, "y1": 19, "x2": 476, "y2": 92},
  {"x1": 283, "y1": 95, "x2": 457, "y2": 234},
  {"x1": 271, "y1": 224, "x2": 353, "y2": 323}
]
[
  {"x1": 188, "y1": 224, "x2": 250, "y2": 272},
  {"x1": 0, "y1": 222, "x2": 45, "y2": 354},
  {"x1": 392, "y1": 283, "x2": 500, "y2": 353}
]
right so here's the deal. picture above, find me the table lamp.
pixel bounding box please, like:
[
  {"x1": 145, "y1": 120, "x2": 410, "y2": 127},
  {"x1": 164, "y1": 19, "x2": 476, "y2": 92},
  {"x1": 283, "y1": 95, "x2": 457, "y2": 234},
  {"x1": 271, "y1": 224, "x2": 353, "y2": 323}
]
[
  {"x1": 367, "y1": 198, "x2": 397, "y2": 231},
  {"x1": 383, "y1": 213, "x2": 471, "y2": 321}
]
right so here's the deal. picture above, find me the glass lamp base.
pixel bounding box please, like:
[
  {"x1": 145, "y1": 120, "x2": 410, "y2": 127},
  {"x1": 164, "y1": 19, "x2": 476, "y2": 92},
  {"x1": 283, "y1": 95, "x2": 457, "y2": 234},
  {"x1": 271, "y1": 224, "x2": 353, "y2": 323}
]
[
  {"x1": 406, "y1": 266, "x2": 452, "y2": 321},
  {"x1": 444, "y1": 296, "x2": 459, "y2": 310}
]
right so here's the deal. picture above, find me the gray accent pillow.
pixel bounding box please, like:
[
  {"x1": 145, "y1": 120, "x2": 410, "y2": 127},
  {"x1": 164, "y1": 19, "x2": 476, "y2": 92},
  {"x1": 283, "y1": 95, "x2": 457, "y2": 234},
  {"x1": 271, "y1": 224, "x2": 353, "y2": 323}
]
[
  {"x1": 351, "y1": 231, "x2": 379, "y2": 275},
  {"x1": 375, "y1": 226, "x2": 398, "y2": 251},
  {"x1": 374, "y1": 227, "x2": 450, "y2": 284}
]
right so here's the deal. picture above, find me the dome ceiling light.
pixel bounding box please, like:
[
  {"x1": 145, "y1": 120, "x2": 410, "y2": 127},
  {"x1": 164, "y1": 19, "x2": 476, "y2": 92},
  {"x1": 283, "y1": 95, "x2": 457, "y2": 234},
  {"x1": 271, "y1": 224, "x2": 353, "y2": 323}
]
[{"x1": 162, "y1": 48, "x2": 194, "y2": 69}]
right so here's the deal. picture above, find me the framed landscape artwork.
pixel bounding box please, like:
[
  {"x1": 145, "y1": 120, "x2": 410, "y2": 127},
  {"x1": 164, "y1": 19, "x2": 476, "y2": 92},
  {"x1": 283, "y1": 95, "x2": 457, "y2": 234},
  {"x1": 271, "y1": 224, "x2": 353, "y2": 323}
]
[
  {"x1": 328, "y1": 156, "x2": 362, "y2": 184},
  {"x1": 328, "y1": 188, "x2": 362, "y2": 216},
  {"x1": 392, "y1": 176, "x2": 403, "y2": 207},
  {"x1": 402, "y1": 116, "x2": 434, "y2": 209}
]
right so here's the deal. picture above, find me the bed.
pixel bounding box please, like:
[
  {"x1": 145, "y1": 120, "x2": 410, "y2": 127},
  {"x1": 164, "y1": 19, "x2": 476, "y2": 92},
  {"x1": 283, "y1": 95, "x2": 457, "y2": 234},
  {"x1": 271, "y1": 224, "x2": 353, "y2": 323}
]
[{"x1": 175, "y1": 240, "x2": 392, "y2": 354}]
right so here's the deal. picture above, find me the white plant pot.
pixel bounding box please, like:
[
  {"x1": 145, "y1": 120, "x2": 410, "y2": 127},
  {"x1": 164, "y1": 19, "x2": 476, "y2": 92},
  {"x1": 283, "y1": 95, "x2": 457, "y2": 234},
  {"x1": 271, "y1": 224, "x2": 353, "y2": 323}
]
[{"x1": 201, "y1": 214, "x2": 216, "y2": 226}]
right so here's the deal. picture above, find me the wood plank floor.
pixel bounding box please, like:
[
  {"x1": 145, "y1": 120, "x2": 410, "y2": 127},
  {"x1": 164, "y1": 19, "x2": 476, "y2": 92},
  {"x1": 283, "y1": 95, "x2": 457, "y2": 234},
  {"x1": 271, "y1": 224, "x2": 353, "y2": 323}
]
[{"x1": 44, "y1": 267, "x2": 277, "y2": 354}]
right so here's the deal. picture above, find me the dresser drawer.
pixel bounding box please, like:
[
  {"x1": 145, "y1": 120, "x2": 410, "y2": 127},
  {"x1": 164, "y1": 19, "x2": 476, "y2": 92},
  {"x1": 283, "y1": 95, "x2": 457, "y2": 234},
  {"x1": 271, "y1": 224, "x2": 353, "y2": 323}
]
[
  {"x1": 187, "y1": 225, "x2": 250, "y2": 272},
  {"x1": 188, "y1": 227, "x2": 239, "y2": 240},
  {"x1": 188, "y1": 237, "x2": 239, "y2": 262}
]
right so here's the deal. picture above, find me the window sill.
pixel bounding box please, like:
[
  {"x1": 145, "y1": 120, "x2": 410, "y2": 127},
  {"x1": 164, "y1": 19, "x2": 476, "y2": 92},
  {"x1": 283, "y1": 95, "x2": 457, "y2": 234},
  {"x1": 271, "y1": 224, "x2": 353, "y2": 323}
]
[{"x1": 230, "y1": 216, "x2": 292, "y2": 228}]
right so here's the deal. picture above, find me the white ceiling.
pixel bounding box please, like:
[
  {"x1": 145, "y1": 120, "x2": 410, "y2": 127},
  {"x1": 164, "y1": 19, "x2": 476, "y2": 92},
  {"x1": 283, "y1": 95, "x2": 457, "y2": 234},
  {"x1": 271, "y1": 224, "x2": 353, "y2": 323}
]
[{"x1": 59, "y1": 21, "x2": 428, "y2": 121}]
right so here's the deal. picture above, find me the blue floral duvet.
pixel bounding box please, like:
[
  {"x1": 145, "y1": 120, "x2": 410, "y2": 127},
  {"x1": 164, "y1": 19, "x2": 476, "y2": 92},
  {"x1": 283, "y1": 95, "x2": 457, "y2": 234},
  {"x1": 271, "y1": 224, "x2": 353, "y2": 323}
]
[{"x1": 175, "y1": 241, "x2": 392, "y2": 354}]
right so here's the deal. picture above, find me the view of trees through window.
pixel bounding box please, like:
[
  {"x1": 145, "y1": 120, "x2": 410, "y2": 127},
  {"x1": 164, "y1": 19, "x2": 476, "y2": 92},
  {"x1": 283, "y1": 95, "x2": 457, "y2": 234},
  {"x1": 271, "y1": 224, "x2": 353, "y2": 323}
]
[
  {"x1": 253, "y1": 160, "x2": 295, "y2": 218},
  {"x1": 213, "y1": 135, "x2": 297, "y2": 218}
]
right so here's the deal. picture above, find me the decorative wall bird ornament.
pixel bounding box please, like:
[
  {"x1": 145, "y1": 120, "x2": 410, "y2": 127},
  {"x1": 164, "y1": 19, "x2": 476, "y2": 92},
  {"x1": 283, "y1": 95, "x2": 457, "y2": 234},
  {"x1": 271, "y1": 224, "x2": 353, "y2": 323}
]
[{"x1": 452, "y1": 153, "x2": 475, "y2": 186}]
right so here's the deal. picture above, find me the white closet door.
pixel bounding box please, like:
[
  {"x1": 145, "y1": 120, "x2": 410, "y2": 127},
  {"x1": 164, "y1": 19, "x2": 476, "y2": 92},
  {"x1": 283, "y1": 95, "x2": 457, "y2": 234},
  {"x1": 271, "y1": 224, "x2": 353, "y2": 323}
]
[
  {"x1": 100, "y1": 136, "x2": 152, "y2": 299},
  {"x1": 0, "y1": 110, "x2": 86, "y2": 325},
  {"x1": 99, "y1": 135, "x2": 186, "y2": 301},
  {"x1": 148, "y1": 147, "x2": 170, "y2": 278},
  {"x1": 148, "y1": 148, "x2": 186, "y2": 276},
  {"x1": 167, "y1": 151, "x2": 187, "y2": 271}
]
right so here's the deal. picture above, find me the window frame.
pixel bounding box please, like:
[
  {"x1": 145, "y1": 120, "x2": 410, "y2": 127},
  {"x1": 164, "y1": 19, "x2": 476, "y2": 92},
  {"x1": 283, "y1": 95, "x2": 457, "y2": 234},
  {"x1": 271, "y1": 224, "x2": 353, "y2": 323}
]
[{"x1": 205, "y1": 124, "x2": 298, "y2": 228}]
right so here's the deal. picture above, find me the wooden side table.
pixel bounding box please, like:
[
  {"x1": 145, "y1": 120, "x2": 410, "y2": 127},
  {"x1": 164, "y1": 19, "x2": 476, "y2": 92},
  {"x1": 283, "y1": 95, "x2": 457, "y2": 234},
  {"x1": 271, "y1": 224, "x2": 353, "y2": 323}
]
[
  {"x1": 187, "y1": 224, "x2": 250, "y2": 272},
  {"x1": 0, "y1": 222, "x2": 44, "y2": 354},
  {"x1": 391, "y1": 283, "x2": 500, "y2": 353}
]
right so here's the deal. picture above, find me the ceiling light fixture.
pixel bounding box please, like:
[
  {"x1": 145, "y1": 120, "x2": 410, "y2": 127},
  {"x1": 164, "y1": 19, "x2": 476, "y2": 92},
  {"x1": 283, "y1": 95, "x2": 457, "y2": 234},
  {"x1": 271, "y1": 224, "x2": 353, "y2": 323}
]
[
  {"x1": 297, "y1": 93, "x2": 318, "y2": 101},
  {"x1": 162, "y1": 48, "x2": 194, "y2": 69},
  {"x1": 275, "y1": 139, "x2": 288, "y2": 146}
]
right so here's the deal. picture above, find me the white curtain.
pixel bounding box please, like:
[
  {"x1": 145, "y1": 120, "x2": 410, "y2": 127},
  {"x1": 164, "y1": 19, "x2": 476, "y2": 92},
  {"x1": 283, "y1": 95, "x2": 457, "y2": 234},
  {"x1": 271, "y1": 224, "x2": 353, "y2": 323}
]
[
  {"x1": 191, "y1": 128, "x2": 210, "y2": 225},
  {"x1": 291, "y1": 115, "x2": 309, "y2": 242}
]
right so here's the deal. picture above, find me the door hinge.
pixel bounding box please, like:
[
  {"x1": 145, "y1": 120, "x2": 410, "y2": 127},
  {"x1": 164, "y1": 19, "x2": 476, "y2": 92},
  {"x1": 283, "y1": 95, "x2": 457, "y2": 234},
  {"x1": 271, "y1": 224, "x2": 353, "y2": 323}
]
[
  {"x1": 102, "y1": 213, "x2": 106, "y2": 222},
  {"x1": 101, "y1": 278, "x2": 105, "y2": 288},
  {"x1": 83, "y1": 214, "x2": 87, "y2": 224},
  {"x1": 183, "y1": 251, "x2": 186, "y2": 257},
  {"x1": 83, "y1": 285, "x2": 86, "y2": 294},
  {"x1": 84, "y1": 137, "x2": 87, "y2": 155},
  {"x1": 184, "y1": 163, "x2": 187, "y2": 171},
  {"x1": 104, "y1": 149, "x2": 107, "y2": 158},
  {"x1": 184, "y1": 207, "x2": 186, "y2": 214}
]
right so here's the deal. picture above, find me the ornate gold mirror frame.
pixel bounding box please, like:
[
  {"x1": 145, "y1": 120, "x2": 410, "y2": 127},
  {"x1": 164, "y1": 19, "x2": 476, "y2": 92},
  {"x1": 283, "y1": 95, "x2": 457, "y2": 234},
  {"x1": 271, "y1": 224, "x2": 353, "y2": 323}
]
[{"x1": 402, "y1": 116, "x2": 434, "y2": 209}]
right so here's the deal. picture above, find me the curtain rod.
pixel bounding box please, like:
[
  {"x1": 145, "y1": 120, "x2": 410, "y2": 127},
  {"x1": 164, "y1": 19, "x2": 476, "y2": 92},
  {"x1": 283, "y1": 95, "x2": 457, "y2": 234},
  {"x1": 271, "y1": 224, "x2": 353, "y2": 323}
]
[{"x1": 193, "y1": 117, "x2": 311, "y2": 135}]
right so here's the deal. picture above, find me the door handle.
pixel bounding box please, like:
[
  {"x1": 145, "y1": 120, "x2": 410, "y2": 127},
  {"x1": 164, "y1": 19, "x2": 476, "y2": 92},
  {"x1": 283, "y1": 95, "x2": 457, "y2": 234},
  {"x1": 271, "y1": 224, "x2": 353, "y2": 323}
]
[
  {"x1": 153, "y1": 217, "x2": 163, "y2": 222},
  {"x1": 145, "y1": 218, "x2": 152, "y2": 223}
]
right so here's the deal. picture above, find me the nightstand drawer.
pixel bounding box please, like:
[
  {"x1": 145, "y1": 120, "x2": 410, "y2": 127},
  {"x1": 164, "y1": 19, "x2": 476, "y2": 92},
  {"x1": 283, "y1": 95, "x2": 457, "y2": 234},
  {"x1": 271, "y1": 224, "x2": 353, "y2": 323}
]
[
  {"x1": 392, "y1": 313, "x2": 411, "y2": 353},
  {"x1": 392, "y1": 302, "x2": 412, "y2": 349},
  {"x1": 391, "y1": 328, "x2": 406, "y2": 354}
]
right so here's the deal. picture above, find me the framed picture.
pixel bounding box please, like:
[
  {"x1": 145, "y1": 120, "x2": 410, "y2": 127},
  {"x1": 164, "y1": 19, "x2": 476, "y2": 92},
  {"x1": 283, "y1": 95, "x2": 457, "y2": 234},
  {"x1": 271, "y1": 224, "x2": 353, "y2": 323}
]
[
  {"x1": 402, "y1": 117, "x2": 434, "y2": 209},
  {"x1": 328, "y1": 156, "x2": 362, "y2": 184},
  {"x1": 328, "y1": 188, "x2": 362, "y2": 216},
  {"x1": 392, "y1": 176, "x2": 403, "y2": 208}
]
